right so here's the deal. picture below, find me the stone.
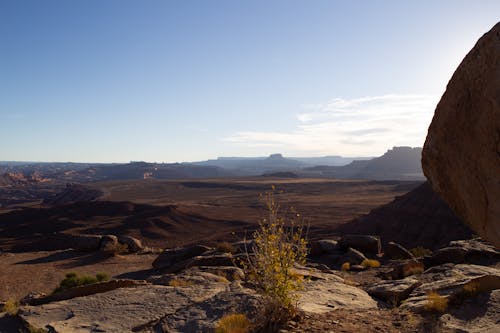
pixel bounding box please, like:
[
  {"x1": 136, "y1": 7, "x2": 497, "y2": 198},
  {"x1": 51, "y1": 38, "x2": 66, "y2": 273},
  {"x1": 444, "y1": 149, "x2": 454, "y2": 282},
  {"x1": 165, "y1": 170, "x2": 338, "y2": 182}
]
[
  {"x1": 309, "y1": 239, "x2": 340, "y2": 257},
  {"x1": 298, "y1": 278, "x2": 378, "y2": 314},
  {"x1": 99, "y1": 235, "x2": 119, "y2": 256},
  {"x1": 384, "y1": 241, "x2": 415, "y2": 260},
  {"x1": 422, "y1": 22, "x2": 500, "y2": 248},
  {"x1": 368, "y1": 278, "x2": 421, "y2": 305},
  {"x1": 185, "y1": 254, "x2": 235, "y2": 268},
  {"x1": 152, "y1": 245, "x2": 211, "y2": 270},
  {"x1": 338, "y1": 235, "x2": 381, "y2": 254},
  {"x1": 117, "y1": 235, "x2": 143, "y2": 253},
  {"x1": 401, "y1": 264, "x2": 500, "y2": 313},
  {"x1": 386, "y1": 260, "x2": 424, "y2": 279},
  {"x1": 341, "y1": 247, "x2": 368, "y2": 265},
  {"x1": 427, "y1": 239, "x2": 500, "y2": 267}
]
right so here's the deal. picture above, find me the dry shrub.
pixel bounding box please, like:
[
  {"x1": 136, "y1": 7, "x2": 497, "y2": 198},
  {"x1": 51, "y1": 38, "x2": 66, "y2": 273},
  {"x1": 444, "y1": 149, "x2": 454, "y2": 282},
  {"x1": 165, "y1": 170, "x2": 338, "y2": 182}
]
[
  {"x1": 425, "y1": 291, "x2": 448, "y2": 313},
  {"x1": 215, "y1": 313, "x2": 251, "y2": 333},
  {"x1": 410, "y1": 247, "x2": 432, "y2": 258},
  {"x1": 1, "y1": 299, "x2": 19, "y2": 316},
  {"x1": 216, "y1": 242, "x2": 236, "y2": 254},
  {"x1": 361, "y1": 259, "x2": 381, "y2": 268},
  {"x1": 243, "y1": 187, "x2": 308, "y2": 329},
  {"x1": 402, "y1": 261, "x2": 424, "y2": 277},
  {"x1": 168, "y1": 279, "x2": 194, "y2": 287},
  {"x1": 341, "y1": 262, "x2": 351, "y2": 271}
]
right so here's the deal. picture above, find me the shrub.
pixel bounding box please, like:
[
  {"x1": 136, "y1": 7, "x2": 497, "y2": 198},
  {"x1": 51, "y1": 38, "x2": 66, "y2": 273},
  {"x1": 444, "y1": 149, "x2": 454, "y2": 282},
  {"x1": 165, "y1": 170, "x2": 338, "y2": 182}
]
[
  {"x1": 216, "y1": 242, "x2": 236, "y2": 254},
  {"x1": 361, "y1": 259, "x2": 381, "y2": 268},
  {"x1": 425, "y1": 291, "x2": 448, "y2": 313},
  {"x1": 244, "y1": 187, "x2": 308, "y2": 311},
  {"x1": 341, "y1": 262, "x2": 351, "y2": 271},
  {"x1": 410, "y1": 247, "x2": 432, "y2": 258},
  {"x1": 402, "y1": 261, "x2": 424, "y2": 277},
  {"x1": 1, "y1": 299, "x2": 19, "y2": 316},
  {"x1": 53, "y1": 272, "x2": 109, "y2": 293},
  {"x1": 168, "y1": 279, "x2": 194, "y2": 287},
  {"x1": 215, "y1": 313, "x2": 251, "y2": 333}
]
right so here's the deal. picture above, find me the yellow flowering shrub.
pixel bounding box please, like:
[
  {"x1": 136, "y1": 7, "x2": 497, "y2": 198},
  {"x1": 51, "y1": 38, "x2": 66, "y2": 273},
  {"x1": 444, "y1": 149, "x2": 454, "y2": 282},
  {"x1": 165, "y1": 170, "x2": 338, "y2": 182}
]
[{"x1": 244, "y1": 187, "x2": 308, "y2": 310}]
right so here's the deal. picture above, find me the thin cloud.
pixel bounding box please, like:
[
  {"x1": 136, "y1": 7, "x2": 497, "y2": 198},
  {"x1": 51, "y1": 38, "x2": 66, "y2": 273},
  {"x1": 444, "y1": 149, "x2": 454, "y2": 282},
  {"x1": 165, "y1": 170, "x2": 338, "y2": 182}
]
[{"x1": 223, "y1": 94, "x2": 439, "y2": 156}]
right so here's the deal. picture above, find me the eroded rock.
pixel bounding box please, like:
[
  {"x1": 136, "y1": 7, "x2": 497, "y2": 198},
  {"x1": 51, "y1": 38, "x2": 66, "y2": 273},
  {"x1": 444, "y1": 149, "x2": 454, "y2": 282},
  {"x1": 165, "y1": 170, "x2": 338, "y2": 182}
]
[{"x1": 422, "y1": 22, "x2": 500, "y2": 248}]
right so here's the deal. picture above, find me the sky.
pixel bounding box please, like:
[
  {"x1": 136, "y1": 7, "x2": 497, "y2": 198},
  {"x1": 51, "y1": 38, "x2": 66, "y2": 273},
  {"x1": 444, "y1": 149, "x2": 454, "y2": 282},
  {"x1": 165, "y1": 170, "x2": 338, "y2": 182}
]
[{"x1": 0, "y1": 1, "x2": 499, "y2": 163}]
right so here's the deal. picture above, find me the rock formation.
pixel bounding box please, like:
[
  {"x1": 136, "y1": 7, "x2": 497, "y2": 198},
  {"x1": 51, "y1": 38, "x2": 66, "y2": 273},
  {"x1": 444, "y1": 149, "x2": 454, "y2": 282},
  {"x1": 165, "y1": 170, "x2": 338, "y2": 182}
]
[{"x1": 422, "y1": 22, "x2": 500, "y2": 247}]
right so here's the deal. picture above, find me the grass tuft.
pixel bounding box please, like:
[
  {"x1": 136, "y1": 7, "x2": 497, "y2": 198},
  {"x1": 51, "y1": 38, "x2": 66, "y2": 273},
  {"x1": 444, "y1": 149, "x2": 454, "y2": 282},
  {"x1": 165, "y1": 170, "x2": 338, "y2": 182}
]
[
  {"x1": 424, "y1": 291, "x2": 448, "y2": 313},
  {"x1": 215, "y1": 313, "x2": 251, "y2": 333},
  {"x1": 361, "y1": 259, "x2": 381, "y2": 268},
  {"x1": 341, "y1": 262, "x2": 351, "y2": 271}
]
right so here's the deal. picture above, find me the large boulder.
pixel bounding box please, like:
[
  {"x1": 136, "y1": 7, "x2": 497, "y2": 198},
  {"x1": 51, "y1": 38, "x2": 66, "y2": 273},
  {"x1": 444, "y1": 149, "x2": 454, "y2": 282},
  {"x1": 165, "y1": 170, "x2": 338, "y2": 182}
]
[
  {"x1": 422, "y1": 22, "x2": 500, "y2": 248},
  {"x1": 338, "y1": 235, "x2": 381, "y2": 255},
  {"x1": 152, "y1": 245, "x2": 211, "y2": 270},
  {"x1": 117, "y1": 235, "x2": 143, "y2": 253}
]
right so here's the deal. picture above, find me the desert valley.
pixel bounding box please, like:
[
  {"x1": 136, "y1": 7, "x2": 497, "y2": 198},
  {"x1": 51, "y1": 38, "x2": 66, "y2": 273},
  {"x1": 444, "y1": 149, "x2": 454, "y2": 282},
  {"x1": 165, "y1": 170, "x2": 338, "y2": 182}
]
[{"x1": 1, "y1": 2, "x2": 499, "y2": 333}]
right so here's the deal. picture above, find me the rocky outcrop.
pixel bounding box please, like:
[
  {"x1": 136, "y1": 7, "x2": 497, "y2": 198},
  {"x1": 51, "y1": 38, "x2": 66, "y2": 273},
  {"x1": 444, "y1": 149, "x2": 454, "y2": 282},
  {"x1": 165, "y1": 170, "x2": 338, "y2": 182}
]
[
  {"x1": 422, "y1": 22, "x2": 500, "y2": 248},
  {"x1": 338, "y1": 235, "x2": 381, "y2": 255},
  {"x1": 425, "y1": 238, "x2": 499, "y2": 267},
  {"x1": 400, "y1": 264, "x2": 500, "y2": 313},
  {"x1": 368, "y1": 277, "x2": 421, "y2": 305},
  {"x1": 152, "y1": 245, "x2": 211, "y2": 270},
  {"x1": 384, "y1": 241, "x2": 415, "y2": 260}
]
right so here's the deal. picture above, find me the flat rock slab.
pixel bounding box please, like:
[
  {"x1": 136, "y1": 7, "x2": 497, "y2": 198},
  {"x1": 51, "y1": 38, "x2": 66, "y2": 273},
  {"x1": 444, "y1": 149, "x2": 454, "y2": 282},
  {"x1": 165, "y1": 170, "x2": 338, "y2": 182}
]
[
  {"x1": 20, "y1": 283, "x2": 227, "y2": 333},
  {"x1": 298, "y1": 279, "x2": 378, "y2": 314}
]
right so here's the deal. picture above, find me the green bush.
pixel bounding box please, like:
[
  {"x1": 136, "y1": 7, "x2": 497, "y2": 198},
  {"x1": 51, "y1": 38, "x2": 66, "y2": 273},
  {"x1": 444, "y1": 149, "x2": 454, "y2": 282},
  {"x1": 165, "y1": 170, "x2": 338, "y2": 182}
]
[{"x1": 53, "y1": 272, "x2": 110, "y2": 293}]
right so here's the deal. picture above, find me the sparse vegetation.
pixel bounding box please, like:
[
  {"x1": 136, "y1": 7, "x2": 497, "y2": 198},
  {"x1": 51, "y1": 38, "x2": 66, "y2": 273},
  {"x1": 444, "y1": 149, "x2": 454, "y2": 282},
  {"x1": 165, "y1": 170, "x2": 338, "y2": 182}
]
[
  {"x1": 402, "y1": 261, "x2": 424, "y2": 277},
  {"x1": 1, "y1": 298, "x2": 19, "y2": 316},
  {"x1": 409, "y1": 247, "x2": 432, "y2": 258},
  {"x1": 361, "y1": 259, "x2": 381, "y2": 268},
  {"x1": 341, "y1": 262, "x2": 351, "y2": 271},
  {"x1": 244, "y1": 187, "x2": 308, "y2": 329},
  {"x1": 215, "y1": 313, "x2": 251, "y2": 333},
  {"x1": 216, "y1": 241, "x2": 236, "y2": 254},
  {"x1": 53, "y1": 272, "x2": 110, "y2": 294},
  {"x1": 168, "y1": 279, "x2": 194, "y2": 287},
  {"x1": 424, "y1": 291, "x2": 448, "y2": 313}
]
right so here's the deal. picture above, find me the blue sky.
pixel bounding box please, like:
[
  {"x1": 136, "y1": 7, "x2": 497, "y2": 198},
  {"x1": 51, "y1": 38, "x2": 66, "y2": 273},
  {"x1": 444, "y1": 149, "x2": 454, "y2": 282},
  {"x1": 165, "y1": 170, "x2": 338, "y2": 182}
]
[{"x1": 1, "y1": 1, "x2": 499, "y2": 162}]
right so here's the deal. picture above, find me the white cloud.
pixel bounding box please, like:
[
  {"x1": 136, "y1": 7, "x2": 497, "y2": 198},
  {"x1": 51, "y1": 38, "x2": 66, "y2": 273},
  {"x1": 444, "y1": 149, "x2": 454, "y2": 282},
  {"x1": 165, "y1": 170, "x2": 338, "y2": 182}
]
[{"x1": 223, "y1": 94, "x2": 439, "y2": 156}]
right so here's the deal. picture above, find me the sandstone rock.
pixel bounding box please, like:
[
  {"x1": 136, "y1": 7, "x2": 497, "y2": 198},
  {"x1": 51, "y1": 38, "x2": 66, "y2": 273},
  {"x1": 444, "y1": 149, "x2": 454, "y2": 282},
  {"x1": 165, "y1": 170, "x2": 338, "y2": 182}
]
[
  {"x1": 368, "y1": 278, "x2": 421, "y2": 305},
  {"x1": 438, "y1": 289, "x2": 500, "y2": 333},
  {"x1": 152, "y1": 245, "x2": 211, "y2": 270},
  {"x1": 384, "y1": 241, "x2": 415, "y2": 260},
  {"x1": 298, "y1": 278, "x2": 378, "y2": 314},
  {"x1": 426, "y1": 239, "x2": 500, "y2": 267},
  {"x1": 99, "y1": 235, "x2": 119, "y2": 255},
  {"x1": 309, "y1": 239, "x2": 340, "y2": 257},
  {"x1": 401, "y1": 264, "x2": 500, "y2": 313},
  {"x1": 185, "y1": 254, "x2": 235, "y2": 268},
  {"x1": 341, "y1": 247, "x2": 368, "y2": 265},
  {"x1": 339, "y1": 235, "x2": 381, "y2": 255},
  {"x1": 422, "y1": 22, "x2": 500, "y2": 248},
  {"x1": 386, "y1": 260, "x2": 424, "y2": 279},
  {"x1": 117, "y1": 235, "x2": 143, "y2": 253}
]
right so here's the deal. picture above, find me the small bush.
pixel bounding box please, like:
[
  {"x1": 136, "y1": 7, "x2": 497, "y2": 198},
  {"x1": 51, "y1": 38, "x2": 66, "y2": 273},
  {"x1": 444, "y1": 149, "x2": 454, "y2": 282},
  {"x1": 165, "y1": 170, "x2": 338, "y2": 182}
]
[
  {"x1": 215, "y1": 313, "x2": 251, "y2": 333},
  {"x1": 361, "y1": 259, "x2": 381, "y2": 268},
  {"x1": 53, "y1": 272, "x2": 109, "y2": 294},
  {"x1": 96, "y1": 272, "x2": 110, "y2": 282},
  {"x1": 402, "y1": 261, "x2": 424, "y2": 277},
  {"x1": 244, "y1": 187, "x2": 308, "y2": 310},
  {"x1": 1, "y1": 299, "x2": 19, "y2": 316},
  {"x1": 341, "y1": 262, "x2": 351, "y2": 271},
  {"x1": 410, "y1": 247, "x2": 432, "y2": 258},
  {"x1": 216, "y1": 242, "x2": 236, "y2": 254},
  {"x1": 168, "y1": 279, "x2": 194, "y2": 287},
  {"x1": 425, "y1": 291, "x2": 448, "y2": 313}
]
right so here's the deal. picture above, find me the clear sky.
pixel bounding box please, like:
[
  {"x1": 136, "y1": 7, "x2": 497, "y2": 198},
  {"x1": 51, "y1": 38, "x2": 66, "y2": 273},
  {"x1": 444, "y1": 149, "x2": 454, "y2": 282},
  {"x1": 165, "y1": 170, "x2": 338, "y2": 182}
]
[{"x1": 1, "y1": 1, "x2": 498, "y2": 162}]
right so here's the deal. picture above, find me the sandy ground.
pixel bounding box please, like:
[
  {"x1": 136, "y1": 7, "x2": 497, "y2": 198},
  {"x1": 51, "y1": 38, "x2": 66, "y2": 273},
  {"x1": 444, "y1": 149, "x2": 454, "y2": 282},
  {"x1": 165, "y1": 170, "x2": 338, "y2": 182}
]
[{"x1": 0, "y1": 250, "x2": 157, "y2": 301}]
